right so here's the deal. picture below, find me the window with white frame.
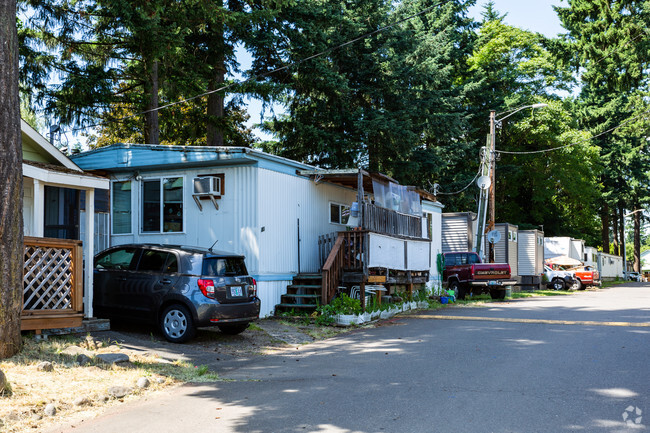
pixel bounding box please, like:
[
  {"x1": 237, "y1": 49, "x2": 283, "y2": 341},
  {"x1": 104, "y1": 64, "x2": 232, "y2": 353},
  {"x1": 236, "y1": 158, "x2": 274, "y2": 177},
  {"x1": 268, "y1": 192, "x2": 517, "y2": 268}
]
[
  {"x1": 142, "y1": 177, "x2": 184, "y2": 233},
  {"x1": 112, "y1": 181, "x2": 132, "y2": 234},
  {"x1": 330, "y1": 202, "x2": 350, "y2": 225}
]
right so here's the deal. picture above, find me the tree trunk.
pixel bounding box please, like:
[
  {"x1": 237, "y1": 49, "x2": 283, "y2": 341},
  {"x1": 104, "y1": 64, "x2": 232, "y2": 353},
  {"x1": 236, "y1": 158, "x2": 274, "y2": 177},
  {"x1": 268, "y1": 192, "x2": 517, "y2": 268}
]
[
  {"x1": 206, "y1": 20, "x2": 225, "y2": 147},
  {"x1": 612, "y1": 207, "x2": 619, "y2": 256},
  {"x1": 206, "y1": 62, "x2": 225, "y2": 147},
  {"x1": 0, "y1": 0, "x2": 24, "y2": 358},
  {"x1": 619, "y1": 204, "x2": 625, "y2": 258},
  {"x1": 633, "y1": 207, "x2": 641, "y2": 272},
  {"x1": 600, "y1": 202, "x2": 609, "y2": 253},
  {"x1": 144, "y1": 59, "x2": 160, "y2": 145}
]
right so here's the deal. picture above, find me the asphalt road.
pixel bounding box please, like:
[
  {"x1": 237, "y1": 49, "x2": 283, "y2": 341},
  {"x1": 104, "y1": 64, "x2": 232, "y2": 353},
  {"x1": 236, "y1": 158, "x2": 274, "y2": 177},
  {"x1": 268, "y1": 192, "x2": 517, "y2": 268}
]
[{"x1": 48, "y1": 283, "x2": 650, "y2": 433}]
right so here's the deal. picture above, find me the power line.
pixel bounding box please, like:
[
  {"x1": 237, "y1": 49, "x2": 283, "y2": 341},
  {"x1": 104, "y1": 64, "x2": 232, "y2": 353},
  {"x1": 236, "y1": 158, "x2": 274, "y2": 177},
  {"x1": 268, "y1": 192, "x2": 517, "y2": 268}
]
[
  {"x1": 496, "y1": 106, "x2": 650, "y2": 155},
  {"x1": 436, "y1": 165, "x2": 482, "y2": 195},
  {"x1": 71, "y1": 0, "x2": 452, "y2": 133}
]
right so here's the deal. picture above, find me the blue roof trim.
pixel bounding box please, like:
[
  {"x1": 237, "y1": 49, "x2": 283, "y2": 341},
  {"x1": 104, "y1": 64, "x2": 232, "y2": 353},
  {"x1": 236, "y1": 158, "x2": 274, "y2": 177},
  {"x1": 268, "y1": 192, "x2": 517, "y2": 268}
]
[{"x1": 71, "y1": 144, "x2": 315, "y2": 177}]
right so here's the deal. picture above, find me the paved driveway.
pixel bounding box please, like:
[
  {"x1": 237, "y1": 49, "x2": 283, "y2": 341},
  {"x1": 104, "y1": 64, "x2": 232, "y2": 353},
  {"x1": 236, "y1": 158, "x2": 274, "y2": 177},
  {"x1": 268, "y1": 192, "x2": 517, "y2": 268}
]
[{"x1": 47, "y1": 283, "x2": 650, "y2": 433}]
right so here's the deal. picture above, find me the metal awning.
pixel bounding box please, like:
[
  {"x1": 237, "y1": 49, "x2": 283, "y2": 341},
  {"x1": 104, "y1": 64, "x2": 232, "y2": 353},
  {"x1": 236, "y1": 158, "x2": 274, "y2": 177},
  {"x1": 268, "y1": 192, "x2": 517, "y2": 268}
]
[{"x1": 297, "y1": 168, "x2": 437, "y2": 201}]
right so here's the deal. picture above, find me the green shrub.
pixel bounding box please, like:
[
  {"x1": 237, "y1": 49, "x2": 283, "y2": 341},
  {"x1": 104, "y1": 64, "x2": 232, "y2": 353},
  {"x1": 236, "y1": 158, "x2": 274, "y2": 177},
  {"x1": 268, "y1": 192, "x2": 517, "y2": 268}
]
[{"x1": 330, "y1": 293, "x2": 363, "y2": 315}]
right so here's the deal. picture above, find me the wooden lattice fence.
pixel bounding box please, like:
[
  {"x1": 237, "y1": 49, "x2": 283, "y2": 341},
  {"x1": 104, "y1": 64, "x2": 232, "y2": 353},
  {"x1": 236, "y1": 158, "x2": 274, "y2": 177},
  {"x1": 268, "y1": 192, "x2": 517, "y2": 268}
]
[{"x1": 22, "y1": 236, "x2": 84, "y2": 332}]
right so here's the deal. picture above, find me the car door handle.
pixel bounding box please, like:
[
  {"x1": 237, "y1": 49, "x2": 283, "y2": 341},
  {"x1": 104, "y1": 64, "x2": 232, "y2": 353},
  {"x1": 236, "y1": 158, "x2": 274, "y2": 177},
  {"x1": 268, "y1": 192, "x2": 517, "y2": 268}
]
[{"x1": 160, "y1": 278, "x2": 172, "y2": 284}]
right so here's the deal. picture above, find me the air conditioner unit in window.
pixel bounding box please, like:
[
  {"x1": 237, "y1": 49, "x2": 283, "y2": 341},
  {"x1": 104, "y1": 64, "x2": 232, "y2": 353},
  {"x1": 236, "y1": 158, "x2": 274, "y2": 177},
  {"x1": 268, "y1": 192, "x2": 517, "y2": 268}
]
[{"x1": 193, "y1": 177, "x2": 221, "y2": 195}]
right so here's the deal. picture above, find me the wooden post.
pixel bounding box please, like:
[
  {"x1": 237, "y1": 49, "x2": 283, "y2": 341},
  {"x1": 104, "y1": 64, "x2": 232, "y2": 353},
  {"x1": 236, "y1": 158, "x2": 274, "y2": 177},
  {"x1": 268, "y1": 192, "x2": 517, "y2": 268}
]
[
  {"x1": 407, "y1": 271, "x2": 413, "y2": 300},
  {"x1": 84, "y1": 188, "x2": 95, "y2": 318}
]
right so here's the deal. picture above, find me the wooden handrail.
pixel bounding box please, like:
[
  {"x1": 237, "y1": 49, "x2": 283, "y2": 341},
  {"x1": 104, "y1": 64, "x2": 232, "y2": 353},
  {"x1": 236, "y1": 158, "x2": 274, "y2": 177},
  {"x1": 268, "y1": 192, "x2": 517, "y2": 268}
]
[
  {"x1": 320, "y1": 230, "x2": 369, "y2": 305},
  {"x1": 321, "y1": 233, "x2": 346, "y2": 305}
]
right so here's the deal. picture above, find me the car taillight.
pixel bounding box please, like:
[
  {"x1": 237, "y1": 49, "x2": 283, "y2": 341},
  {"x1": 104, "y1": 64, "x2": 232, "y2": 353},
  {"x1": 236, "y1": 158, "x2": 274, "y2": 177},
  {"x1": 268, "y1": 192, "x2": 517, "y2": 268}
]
[
  {"x1": 471, "y1": 264, "x2": 475, "y2": 276},
  {"x1": 248, "y1": 278, "x2": 257, "y2": 297},
  {"x1": 198, "y1": 279, "x2": 215, "y2": 299}
]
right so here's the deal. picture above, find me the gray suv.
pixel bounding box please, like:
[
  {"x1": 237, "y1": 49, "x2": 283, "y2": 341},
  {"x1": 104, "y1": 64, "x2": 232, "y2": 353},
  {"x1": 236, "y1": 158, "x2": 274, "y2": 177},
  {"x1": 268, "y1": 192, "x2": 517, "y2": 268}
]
[{"x1": 93, "y1": 244, "x2": 260, "y2": 343}]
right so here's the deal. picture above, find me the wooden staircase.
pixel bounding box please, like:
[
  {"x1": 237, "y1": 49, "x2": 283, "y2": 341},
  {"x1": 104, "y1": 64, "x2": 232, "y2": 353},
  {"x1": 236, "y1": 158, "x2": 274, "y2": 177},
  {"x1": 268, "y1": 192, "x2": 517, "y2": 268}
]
[{"x1": 274, "y1": 273, "x2": 322, "y2": 315}]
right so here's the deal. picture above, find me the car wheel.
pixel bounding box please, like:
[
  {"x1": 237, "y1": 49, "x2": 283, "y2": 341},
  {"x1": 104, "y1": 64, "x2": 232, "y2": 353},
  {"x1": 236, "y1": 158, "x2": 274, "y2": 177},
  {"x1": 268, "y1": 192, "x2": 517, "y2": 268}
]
[
  {"x1": 217, "y1": 323, "x2": 249, "y2": 335},
  {"x1": 489, "y1": 288, "x2": 506, "y2": 300},
  {"x1": 449, "y1": 280, "x2": 464, "y2": 300},
  {"x1": 551, "y1": 278, "x2": 565, "y2": 291},
  {"x1": 572, "y1": 279, "x2": 583, "y2": 290},
  {"x1": 160, "y1": 304, "x2": 196, "y2": 343}
]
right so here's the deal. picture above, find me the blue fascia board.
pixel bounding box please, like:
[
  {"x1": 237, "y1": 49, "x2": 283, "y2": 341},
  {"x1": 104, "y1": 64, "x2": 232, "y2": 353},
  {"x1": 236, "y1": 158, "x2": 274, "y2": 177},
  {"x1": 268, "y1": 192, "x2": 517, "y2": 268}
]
[{"x1": 71, "y1": 143, "x2": 315, "y2": 177}]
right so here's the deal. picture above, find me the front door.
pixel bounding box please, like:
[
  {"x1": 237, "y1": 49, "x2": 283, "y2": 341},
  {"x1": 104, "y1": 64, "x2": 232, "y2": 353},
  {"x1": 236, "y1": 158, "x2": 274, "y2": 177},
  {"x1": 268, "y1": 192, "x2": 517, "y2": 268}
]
[{"x1": 44, "y1": 186, "x2": 80, "y2": 240}]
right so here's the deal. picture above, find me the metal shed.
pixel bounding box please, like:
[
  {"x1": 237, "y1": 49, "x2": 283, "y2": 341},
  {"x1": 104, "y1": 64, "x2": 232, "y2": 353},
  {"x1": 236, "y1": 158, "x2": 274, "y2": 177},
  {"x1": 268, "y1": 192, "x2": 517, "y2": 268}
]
[
  {"x1": 441, "y1": 212, "x2": 477, "y2": 254},
  {"x1": 494, "y1": 223, "x2": 518, "y2": 276}
]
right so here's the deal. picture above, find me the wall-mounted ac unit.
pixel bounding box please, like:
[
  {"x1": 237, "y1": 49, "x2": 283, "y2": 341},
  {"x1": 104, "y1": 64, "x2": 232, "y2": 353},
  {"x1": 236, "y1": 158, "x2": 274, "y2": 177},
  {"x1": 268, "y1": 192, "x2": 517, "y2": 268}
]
[{"x1": 193, "y1": 176, "x2": 221, "y2": 195}]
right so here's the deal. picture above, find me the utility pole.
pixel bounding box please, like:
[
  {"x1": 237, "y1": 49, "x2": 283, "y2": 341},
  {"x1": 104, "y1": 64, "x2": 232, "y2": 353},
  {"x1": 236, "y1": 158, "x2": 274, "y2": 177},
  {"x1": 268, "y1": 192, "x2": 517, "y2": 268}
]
[{"x1": 488, "y1": 110, "x2": 496, "y2": 263}]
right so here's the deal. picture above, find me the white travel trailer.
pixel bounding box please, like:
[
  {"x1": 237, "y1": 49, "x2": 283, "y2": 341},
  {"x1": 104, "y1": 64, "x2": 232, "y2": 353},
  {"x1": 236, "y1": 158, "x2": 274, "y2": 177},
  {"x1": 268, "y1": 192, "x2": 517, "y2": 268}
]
[
  {"x1": 597, "y1": 252, "x2": 624, "y2": 281},
  {"x1": 544, "y1": 236, "x2": 584, "y2": 262},
  {"x1": 584, "y1": 246, "x2": 598, "y2": 269}
]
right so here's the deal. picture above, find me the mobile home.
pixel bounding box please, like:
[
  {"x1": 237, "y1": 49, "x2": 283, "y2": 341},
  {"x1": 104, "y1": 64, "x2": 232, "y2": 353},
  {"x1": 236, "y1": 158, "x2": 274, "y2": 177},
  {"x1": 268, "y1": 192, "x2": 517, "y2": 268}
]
[
  {"x1": 597, "y1": 252, "x2": 624, "y2": 281},
  {"x1": 72, "y1": 144, "x2": 439, "y2": 316}
]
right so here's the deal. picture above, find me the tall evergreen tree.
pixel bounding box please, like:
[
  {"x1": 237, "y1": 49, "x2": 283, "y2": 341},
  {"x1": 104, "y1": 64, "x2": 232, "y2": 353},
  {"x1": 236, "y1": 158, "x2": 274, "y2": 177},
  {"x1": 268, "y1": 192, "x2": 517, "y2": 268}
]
[
  {"x1": 19, "y1": 0, "x2": 288, "y2": 146},
  {"x1": 556, "y1": 0, "x2": 650, "y2": 256},
  {"x1": 262, "y1": 0, "x2": 475, "y2": 190}
]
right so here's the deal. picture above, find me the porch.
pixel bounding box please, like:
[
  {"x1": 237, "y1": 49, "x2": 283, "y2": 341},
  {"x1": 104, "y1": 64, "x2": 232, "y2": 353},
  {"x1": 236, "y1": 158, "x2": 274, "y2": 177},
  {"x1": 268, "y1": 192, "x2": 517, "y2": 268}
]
[
  {"x1": 277, "y1": 169, "x2": 434, "y2": 313},
  {"x1": 22, "y1": 236, "x2": 84, "y2": 333}
]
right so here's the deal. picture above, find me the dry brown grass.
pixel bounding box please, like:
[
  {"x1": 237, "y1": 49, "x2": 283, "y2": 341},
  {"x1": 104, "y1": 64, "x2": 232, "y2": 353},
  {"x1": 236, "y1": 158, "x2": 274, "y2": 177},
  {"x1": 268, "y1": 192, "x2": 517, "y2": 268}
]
[{"x1": 0, "y1": 335, "x2": 218, "y2": 433}]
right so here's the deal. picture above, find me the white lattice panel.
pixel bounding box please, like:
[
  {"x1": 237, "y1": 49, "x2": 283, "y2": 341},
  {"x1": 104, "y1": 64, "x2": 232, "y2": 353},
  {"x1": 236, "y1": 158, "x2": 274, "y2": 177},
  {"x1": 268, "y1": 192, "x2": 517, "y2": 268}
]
[{"x1": 23, "y1": 246, "x2": 73, "y2": 310}]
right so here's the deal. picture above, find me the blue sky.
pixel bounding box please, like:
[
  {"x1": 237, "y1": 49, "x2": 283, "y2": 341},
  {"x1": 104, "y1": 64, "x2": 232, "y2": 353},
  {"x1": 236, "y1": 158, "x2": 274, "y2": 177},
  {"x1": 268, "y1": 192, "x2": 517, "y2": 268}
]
[
  {"x1": 244, "y1": 0, "x2": 566, "y2": 141},
  {"x1": 469, "y1": 0, "x2": 564, "y2": 38}
]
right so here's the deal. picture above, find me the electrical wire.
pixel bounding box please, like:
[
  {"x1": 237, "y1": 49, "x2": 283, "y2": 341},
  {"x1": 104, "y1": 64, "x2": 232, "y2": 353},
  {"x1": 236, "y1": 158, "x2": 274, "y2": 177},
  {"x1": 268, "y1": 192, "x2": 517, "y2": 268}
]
[
  {"x1": 436, "y1": 166, "x2": 482, "y2": 195},
  {"x1": 71, "y1": 0, "x2": 452, "y2": 133},
  {"x1": 496, "y1": 106, "x2": 650, "y2": 155}
]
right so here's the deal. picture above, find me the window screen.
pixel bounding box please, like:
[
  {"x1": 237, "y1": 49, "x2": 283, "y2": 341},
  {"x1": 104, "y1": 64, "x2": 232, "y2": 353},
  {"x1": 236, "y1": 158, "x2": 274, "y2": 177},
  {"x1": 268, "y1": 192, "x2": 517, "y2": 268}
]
[{"x1": 112, "y1": 182, "x2": 132, "y2": 234}]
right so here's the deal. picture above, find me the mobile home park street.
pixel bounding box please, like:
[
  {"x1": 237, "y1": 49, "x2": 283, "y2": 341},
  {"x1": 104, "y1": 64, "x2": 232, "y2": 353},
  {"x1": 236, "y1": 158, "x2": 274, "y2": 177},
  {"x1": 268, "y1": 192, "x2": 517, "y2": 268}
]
[{"x1": 49, "y1": 282, "x2": 650, "y2": 433}]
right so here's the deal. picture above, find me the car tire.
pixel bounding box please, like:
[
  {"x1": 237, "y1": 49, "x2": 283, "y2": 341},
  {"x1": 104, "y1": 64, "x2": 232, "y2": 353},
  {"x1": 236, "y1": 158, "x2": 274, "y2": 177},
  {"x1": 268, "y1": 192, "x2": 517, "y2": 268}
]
[
  {"x1": 489, "y1": 288, "x2": 506, "y2": 300},
  {"x1": 218, "y1": 323, "x2": 249, "y2": 335},
  {"x1": 449, "y1": 280, "x2": 464, "y2": 300},
  {"x1": 573, "y1": 279, "x2": 584, "y2": 290},
  {"x1": 160, "y1": 304, "x2": 196, "y2": 343},
  {"x1": 551, "y1": 278, "x2": 565, "y2": 291}
]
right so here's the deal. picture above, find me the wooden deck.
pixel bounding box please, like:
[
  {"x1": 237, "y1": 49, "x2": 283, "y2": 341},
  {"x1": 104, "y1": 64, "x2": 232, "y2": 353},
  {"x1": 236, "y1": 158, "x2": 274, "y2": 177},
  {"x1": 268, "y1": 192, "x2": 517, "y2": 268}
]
[{"x1": 22, "y1": 236, "x2": 84, "y2": 333}]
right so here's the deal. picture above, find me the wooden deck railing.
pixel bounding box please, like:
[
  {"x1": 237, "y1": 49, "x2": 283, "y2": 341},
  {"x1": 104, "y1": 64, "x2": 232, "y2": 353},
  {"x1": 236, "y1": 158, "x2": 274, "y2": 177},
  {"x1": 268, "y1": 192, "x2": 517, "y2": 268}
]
[
  {"x1": 22, "y1": 236, "x2": 84, "y2": 332},
  {"x1": 321, "y1": 231, "x2": 368, "y2": 304},
  {"x1": 362, "y1": 202, "x2": 422, "y2": 239}
]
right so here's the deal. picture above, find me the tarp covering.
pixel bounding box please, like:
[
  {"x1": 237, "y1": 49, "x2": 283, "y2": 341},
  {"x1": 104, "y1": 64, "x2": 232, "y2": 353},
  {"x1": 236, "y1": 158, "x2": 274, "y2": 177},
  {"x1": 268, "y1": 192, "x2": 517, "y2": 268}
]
[{"x1": 545, "y1": 255, "x2": 583, "y2": 267}]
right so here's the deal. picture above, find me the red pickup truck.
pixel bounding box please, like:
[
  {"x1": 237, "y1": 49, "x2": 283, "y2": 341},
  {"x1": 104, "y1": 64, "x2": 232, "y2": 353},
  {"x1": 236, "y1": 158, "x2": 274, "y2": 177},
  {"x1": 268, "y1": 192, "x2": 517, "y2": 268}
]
[
  {"x1": 568, "y1": 265, "x2": 601, "y2": 289},
  {"x1": 443, "y1": 252, "x2": 516, "y2": 300}
]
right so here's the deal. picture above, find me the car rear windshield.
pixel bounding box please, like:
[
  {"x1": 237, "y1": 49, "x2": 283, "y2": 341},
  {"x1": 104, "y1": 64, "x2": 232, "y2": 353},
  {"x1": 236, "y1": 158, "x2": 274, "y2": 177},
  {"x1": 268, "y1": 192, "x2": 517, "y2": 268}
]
[{"x1": 202, "y1": 257, "x2": 248, "y2": 277}]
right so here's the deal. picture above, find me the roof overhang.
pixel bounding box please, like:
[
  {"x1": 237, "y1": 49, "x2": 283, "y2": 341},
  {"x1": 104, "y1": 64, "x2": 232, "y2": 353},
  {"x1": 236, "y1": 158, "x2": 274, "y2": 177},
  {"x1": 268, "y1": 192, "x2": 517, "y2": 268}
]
[
  {"x1": 23, "y1": 162, "x2": 109, "y2": 190},
  {"x1": 21, "y1": 119, "x2": 82, "y2": 171}
]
